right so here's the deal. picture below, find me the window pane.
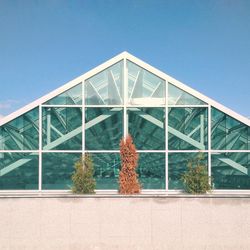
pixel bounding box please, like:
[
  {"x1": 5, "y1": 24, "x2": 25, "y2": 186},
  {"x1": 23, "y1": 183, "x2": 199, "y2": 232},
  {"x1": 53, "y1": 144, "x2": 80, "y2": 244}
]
[
  {"x1": 168, "y1": 107, "x2": 208, "y2": 150},
  {"x1": 168, "y1": 83, "x2": 206, "y2": 105},
  {"x1": 127, "y1": 61, "x2": 165, "y2": 105},
  {"x1": 211, "y1": 107, "x2": 249, "y2": 150},
  {"x1": 85, "y1": 61, "x2": 123, "y2": 105},
  {"x1": 212, "y1": 153, "x2": 250, "y2": 189},
  {"x1": 0, "y1": 108, "x2": 39, "y2": 150},
  {"x1": 138, "y1": 153, "x2": 165, "y2": 189},
  {"x1": 92, "y1": 153, "x2": 120, "y2": 190},
  {"x1": 85, "y1": 108, "x2": 123, "y2": 150},
  {"x1": 42, "y1": 107, "x2": 82, "y2": 150},
  {"x1": 42, "y1": 153, "x2": 81, "y2": 189},
  {"x1": 128, "y1": 107, "x2": 165, "y2": 150},
  {"x1": 0, "y1": 153, "x2": 38, "y2": 190},
  {"x1": 168, "y1": 153, "x2": 208, "y2": 189},
  {"x1": 44, "y1": 84, "x2": 82, "y2": 105}
]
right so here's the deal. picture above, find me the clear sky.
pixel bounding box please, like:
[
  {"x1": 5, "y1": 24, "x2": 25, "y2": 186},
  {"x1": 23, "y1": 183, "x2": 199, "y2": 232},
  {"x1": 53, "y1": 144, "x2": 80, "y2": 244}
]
[{"x1": 0, "y1": 0, "x2": 249, "y2": 119}]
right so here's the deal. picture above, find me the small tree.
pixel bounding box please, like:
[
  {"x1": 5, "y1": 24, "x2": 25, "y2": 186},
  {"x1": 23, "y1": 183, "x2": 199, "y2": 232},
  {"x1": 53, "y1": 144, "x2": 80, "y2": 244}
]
[
  {"x1": 119, "y1": 135, "x2": 141, "y2": 194},
  {"x1": 72, "y1": 153, "x2": 96, "y2": 194},
  {"x1": 181, "y1": 153, "x2": 211, "y2": 194}
]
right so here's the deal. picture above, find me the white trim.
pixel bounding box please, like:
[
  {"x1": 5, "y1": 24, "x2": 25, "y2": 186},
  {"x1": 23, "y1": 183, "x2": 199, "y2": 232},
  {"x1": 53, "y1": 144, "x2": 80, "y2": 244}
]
[{"x1": 38, "y1": 105, "x2": 42, "y2": 191}]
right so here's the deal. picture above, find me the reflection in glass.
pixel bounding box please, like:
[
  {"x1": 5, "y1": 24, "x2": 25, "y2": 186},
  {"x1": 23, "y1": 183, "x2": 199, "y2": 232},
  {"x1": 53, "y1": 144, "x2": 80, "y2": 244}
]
[
  {"x1": 44, "y1": 84, "x2": 82, "y2": 105},
  {"x1": 85, "y1": 108, "x2": 123, "y2": 150},
  {"x1": 168, "y1": 83, "x2": 206, "y2": 105},
  {"x1": 168, "y1": 153, "x2": 208, "y2": 189},
  {"x1": 211, "y1": 107, "x2": 249, "y2": 150},
  {"x1": 128, "y1": 107, "x2": 165, "y2": 150},
  {"x1": 168, "y1": 107, "x2": 208, "y2": 150},
  {"x1": 0, "y1": 153, "x2": 38, "y2": 190},
  {"x1": 0, "y1": 108, "x2": 39, "y2": 150},
  {"x1": 137, "y1": 153, "x2": 165, "y2": 189},
  {"x1": 85, "y1": 61, "x2": 123, "y2": 105},
  {"x1": 42, "y1": 153, "x2": 81, "y2": 189},
  {"x1": 127, "y1": 61, "x2": 165, "y2": 105},
  {"x1": 42, "y1": 107, "x2": 82, "y2": 150},
  {"x1": 92, "y1": 153, "x2": 120, "y2": 190},
  {"x1": 212, "y1": 152, "x2": 250, "y2": 189}
]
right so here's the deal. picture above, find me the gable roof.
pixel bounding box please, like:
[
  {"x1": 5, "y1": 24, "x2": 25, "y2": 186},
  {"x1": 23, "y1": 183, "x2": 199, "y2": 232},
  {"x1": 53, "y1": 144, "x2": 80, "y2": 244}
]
[{"x1": 0, "y1": 51, "x2": 249, "y2": 127}]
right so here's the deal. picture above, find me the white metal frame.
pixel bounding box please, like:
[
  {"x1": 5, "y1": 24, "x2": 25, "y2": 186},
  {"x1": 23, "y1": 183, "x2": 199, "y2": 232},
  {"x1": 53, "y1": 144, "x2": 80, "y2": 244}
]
[{"x1": 0, "y1": 51, "x2": 249, "y2": 194}]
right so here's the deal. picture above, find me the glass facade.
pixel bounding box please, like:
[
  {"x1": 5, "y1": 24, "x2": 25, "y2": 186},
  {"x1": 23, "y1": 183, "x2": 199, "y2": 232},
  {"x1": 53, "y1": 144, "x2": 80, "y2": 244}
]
[{"x1": 0, "y1": 57, "x2": 249, "y2": 191}]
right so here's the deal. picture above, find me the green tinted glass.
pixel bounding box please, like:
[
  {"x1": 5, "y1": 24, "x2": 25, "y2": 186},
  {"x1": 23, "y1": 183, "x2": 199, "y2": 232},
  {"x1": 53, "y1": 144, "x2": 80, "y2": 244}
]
[
  {"x1": 0, "y1": 152, "x2": 38, "y2": 190},
  {"x1": 0, "y1": 108, "x2": 39, "y2": 150},
  {"x1": 92, "y1": 153, "x2": 120, "y2": 190},
  {"x1": 42, "y1": 107, "x2": 82, "y2": 150},
  {"x1": 85, "y1": 108, "x2": 123, "y2": 150},
  {"x1": 128, "y1": 107, "x2": 165, "y2": 150},
  {"x1": 42, "y1": 153, "x2": 81, "y2": 189},
  {"x1": 211, "y1": 107, "x2": 249, "y2": 150},
  {"x1": 127, "y1": 61, "x2": 165, "y2": 105},
  {"x1": 44, "y1": 84, "x2": 82, "y2": 105},
  {"x1": 211, "y1": 152, "x2": 250, "y2": 189},
  {"x1": 85, "y1": 61, "x2": 123, "y2": 105},
  {"x1": 168, "y1": 83, "x2": 206, "y2": 105},
  {"x1": 137, "y1": 153, "x2": 165, "y2": 189},
  {"x1": 168, "y1": 153, "x2": 208, "y2": 189},
  {"x1": 168, "y1": 107, "x2": 208, "y2": 150}
]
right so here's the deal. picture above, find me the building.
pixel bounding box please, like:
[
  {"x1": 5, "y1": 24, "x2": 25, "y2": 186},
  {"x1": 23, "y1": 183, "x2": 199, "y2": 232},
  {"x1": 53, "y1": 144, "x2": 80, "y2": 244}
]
[{"x1": 0, "y1": 52, "x2": 249, "y2": 192}]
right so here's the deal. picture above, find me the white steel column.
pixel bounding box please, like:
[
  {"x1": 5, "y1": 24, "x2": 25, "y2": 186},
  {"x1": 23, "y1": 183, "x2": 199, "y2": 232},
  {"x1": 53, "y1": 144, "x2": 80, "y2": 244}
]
[
  {"x1": 38, "y1": 105, "x2": 42, "y2": 191},
  {"x1": 165, "y1": 82, "x2": 168, "y2": 192},
  {"x1": 82, "y1": 81, "x2": 85, "y2": 155},
  {"x1": 208, "y1": 105, "x2": 211, "y2": 186},
  {"x1": 123, "y1": 58, "x2": 127, "y2": 138}
]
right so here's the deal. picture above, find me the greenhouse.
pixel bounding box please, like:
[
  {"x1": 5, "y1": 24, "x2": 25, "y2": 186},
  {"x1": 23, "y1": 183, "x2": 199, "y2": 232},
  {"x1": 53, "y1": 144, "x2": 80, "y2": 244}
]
[{"x1": 0, "y1": 51, "x2": 249, "y2": 192}]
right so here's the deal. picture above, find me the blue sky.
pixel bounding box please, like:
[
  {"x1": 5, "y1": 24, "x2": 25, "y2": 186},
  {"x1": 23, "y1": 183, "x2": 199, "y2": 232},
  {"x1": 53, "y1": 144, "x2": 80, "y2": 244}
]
[{"x1": 0, "y1": 0, "x2": 249, "y2": 118}]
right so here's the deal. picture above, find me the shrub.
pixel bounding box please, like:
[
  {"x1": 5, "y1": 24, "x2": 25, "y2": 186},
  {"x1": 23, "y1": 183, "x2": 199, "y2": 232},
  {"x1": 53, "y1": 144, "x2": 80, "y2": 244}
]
[
  {"x1": 119, "y1": 135, "x2": 141, "y2": 194},
  {"x1": 181, "y1": 153, "x2": 211, "y2": 194},
  {"x1": 72, "y1": 153, "x2": 96, "y2": 194}
]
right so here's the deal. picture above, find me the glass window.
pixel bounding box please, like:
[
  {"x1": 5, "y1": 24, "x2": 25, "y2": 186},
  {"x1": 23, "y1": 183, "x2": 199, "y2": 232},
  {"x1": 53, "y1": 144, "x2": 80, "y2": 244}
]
[
  {"x1": 43, "y1": 84, "x2": 82, "y2": 105},
  {"x1": 128, "y1": 107, "x2": 165, "y2": 150},
  {"x1": 211, "y1": 107, "x2": 249, "y2": 150},
  {"x1": 168, "y1": 83, "x2": 206, "y2": 105},
  {"x1": 42, "y1": 153, "x2": 81, "y2": 189},
  {"x1": 168, "y1": 153, "x2": 208, "y2": 189},
  {"x1": 85, "y1": 61, "x2": 123, "y2": 105},
  {"x1": 137, "y1": 153, "x2": 165, "y2": 189},
  {"x1": 0, "y1": 153, "x2": 38, "y2": 190},
  {"x1": 0, "y1": 108, "x2": 39, "y2": 150},
  {"x1": 212, "y1": 152, "x2": 250, "y2": 189},
  {"x1": 85, "y1": 107, "x2": 123, "y2": 150},
  {"x1": 42, "y1": 107, "x2": 82, "y2": 150},
  {"x1": 92, "y1": 153, "x2": 120, "y2": 190},
  {"x1": 127, "y1": 61, "x2": 165, "y2": 105},
  {"x1": 168, "y1": 107, "x2": 208, "y2": 150}
]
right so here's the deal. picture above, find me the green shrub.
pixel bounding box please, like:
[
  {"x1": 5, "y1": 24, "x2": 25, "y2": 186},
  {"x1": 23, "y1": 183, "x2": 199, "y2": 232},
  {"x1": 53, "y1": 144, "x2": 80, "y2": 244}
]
[
  {"x1": 181, "y1": 153, "x2": 211, "y2": 194},
  {"x1": 72, "y1": 153, "x2": 96, "y2": 194}
]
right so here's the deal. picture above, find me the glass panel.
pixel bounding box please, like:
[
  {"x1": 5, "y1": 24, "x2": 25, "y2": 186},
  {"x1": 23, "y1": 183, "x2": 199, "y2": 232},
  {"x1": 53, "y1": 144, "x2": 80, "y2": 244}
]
[
  {"x1": 0, "y1": 153, "x2": 38, "y2": 190},
  {"x1": 42, "y1": 153, "x2": 81, "y2": 189},
  {"x1": 92, "y1": 153, "x2": 120, "y2": 190},
  {"x1": 85, "y1": 108, "x2": 123, "y2": 150},
  {"x1": 168, "y1": 107, "x2": 208, "y2": 150},
  {"x1": 44, "y1": 84, "x2": 82, "y2": 105},
  {"x1": 127, "y1": 61, "x2": 165, "y2": 105},
  {"x1": 85, "y1": 61, "x2": 123, "y2": 105},
  {"x1": 138, "y1": 153, "x2": 165, "y2": 189},
  {"x1": 212, "y1": 152, "x2": 250, "y2": 189},
  {"x1": 168, "y1": 153, "x2": 208, "y2": 189},
  {"x1": 168, "y1": 83, "x2": 206, "y2": 105},
  {"x1": 211, "y1": 107, "x2": 249, "y2": 150},
  {"x1": 42, "y1": 107, "x2": 82, "y2": 150},
  {"x1": 128, "y1": 107, "x2": 165, "y2": 150},
  {"x1": 0, "y1": 108, "x2": 39, "y2": 150}
]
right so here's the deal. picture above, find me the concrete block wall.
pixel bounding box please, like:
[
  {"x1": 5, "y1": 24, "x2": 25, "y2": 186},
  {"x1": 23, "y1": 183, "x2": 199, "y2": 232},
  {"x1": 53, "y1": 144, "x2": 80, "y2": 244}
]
[{"x1": 0, "y1": 196, "x2": 250, "y2": 250}]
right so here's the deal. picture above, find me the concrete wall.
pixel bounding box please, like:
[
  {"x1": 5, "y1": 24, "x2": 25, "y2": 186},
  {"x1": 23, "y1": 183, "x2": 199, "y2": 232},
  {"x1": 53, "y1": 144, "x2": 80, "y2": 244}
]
[{"x1": 0, "y1": 196, "x2": 250, "y2": 250}]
